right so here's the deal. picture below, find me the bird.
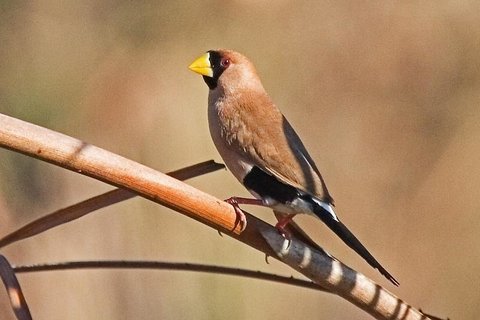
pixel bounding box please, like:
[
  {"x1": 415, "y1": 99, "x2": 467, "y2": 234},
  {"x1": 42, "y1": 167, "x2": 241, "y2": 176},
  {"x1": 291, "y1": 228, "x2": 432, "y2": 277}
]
[{"x1": 188, "y1": 49, "x2": 399, "y2": 286}]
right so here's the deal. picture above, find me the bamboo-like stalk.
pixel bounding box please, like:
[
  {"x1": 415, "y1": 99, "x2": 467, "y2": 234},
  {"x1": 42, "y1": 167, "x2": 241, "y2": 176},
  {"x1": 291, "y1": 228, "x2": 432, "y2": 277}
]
[{"x1": 0, "y1": 113, "x2": 431, "y2": 320}]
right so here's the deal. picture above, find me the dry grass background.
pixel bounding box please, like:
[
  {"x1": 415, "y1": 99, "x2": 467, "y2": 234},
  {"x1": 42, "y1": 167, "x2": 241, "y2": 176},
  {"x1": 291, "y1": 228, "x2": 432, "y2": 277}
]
[{"x1": 1, "y1": 1, "x2": 480, "y2": 319}]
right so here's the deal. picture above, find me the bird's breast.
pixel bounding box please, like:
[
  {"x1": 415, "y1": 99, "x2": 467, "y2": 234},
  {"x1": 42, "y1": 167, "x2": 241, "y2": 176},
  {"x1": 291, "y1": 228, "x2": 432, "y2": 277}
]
[{"x1": 208, "y1": 97, "x2": 253, "y2": 183}]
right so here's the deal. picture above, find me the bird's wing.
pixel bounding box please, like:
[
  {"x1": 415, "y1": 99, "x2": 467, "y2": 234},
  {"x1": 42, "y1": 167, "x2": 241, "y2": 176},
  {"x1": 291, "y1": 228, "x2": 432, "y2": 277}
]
[
  {"x1": 240, "y1": 101, "x2": 333, "y2": 203},
  {"x1": 269, "y1": 116, "x2": 333, "y2": 203}
]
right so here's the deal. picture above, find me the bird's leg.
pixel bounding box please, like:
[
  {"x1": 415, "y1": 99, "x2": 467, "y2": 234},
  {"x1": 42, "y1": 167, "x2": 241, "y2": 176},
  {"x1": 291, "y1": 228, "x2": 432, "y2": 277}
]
[
  {"x1": 275, "y1": 213, "x2": 297, "y2": 239},
  {"x1": 224, "y1": 197, "x2": 263, "y2": 232}
]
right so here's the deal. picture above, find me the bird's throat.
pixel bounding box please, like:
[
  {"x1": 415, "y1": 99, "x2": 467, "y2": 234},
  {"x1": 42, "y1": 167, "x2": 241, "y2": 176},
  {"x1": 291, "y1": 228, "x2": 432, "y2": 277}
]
[{"x1": 203, "y1": 75, "x2": 217, "y2": 90}]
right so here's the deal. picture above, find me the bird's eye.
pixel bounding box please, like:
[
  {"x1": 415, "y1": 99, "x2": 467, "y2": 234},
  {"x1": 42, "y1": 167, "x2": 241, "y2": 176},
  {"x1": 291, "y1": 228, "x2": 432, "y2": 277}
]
[{"x1": 220, "y1": 58, "x2": 230, "y2": 68}]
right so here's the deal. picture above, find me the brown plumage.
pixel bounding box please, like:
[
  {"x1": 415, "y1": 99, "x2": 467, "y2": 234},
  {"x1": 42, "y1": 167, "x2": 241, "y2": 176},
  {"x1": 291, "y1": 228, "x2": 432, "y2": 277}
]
[
  {"x1": 189, "y1": 49, "x2": 398, "y2": 286},
  {"x1": 205, "y1": 50, "x2": 332, "y2": 202}
]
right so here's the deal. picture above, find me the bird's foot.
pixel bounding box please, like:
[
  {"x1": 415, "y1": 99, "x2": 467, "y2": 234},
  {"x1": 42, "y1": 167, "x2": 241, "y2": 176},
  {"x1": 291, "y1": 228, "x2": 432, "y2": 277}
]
[
  {"x1": 224, "y1": 197, "x2": 248, "y2": 232},
  {"x1": 274, "y1": 222, "x2": 293, "y2": 250},
  {"x1": 274, "y1": 214, "x2": 297, "y2": 240},
  {"x1": 275, "y1": 223, "x2": 292, "y2": 240}
]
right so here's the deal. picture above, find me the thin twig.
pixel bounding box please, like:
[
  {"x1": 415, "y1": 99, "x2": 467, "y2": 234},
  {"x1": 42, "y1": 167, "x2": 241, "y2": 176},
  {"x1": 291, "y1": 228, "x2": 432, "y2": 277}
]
[{"x1": 13, "y1": 260, "x2": 326, "y2": 292}]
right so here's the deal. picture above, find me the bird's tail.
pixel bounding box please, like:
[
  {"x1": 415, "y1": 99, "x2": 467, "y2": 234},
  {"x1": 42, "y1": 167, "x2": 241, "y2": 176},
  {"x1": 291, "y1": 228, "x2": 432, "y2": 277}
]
[{"x1": 310, "y1": 198, "x2": 399, "y2": 286}]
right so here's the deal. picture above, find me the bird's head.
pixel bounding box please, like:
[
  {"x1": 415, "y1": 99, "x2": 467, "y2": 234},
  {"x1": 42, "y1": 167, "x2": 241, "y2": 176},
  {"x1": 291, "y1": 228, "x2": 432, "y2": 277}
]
[{"x1": 188, "y1": 49, "x2": 263, "y2": 93}]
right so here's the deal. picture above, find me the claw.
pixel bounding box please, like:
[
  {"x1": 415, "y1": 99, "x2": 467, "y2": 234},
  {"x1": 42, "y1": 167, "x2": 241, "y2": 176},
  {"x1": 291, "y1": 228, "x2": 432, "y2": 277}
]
[
  {"x1": 264, "y1": 254, "x2": 270, "y2": 264},
  {"x1": 282, "y1": 236, "x2": 292, "y2": 251}
]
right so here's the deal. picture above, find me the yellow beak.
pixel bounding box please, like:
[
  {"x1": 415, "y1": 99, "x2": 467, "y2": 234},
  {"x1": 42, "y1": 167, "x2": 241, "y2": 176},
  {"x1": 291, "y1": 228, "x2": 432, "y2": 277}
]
[{"x1": 188, "y1": 53, "x2": 213, "y2": 77}]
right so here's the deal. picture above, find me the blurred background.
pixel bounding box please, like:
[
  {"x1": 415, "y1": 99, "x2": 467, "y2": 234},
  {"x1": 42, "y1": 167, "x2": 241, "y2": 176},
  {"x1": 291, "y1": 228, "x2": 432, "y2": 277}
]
[{"x1": 1, "y1": 1, "x2": 479, "y2": 319}]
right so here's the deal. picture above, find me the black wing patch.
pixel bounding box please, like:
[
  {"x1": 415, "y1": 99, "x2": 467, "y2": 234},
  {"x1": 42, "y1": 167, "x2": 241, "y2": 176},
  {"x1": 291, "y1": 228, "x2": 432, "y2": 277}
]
[{"x1": 243, "y1": 166, "x2": 301, "y2": 203}]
